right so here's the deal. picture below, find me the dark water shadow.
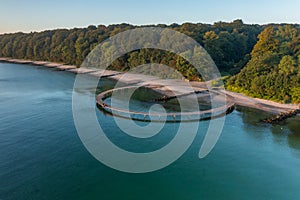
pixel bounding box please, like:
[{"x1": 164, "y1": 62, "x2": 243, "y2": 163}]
[{"x1": 237, "y1": 105, "x2": 300, "y2": 155}]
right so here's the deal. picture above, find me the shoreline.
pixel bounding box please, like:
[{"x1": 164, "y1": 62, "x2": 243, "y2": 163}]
[
  {"x1": 1, "y1": 57, "x2": 299, "y2": 115},
  {"x1": 224, "y1": 90, "x2": 298, "y2": 114}
]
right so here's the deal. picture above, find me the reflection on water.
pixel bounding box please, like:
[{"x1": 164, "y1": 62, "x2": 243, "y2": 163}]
[
  {"x1": 270, "y1": 116, "x2": 300, "y2": 157},
  {"x1": 235, "y1": 105, "x2": 271, "y2": 125},
  {"x1": 237, "y1": 105, "x2": 300, "y2": 156},
  {"x1": 286, "y1": 115, "x2": 300, "y2": 135},
  {"x1": 286, "y1": 116, "x2": 300, "y2": 157},
  {"x1": 1, "y1": 62, "x2": 300, "y2": 200}
]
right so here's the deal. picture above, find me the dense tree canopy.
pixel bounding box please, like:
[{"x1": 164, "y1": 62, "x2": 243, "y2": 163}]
[
  {"x1": 0, "y1": 20, "x2": 261, "y2": 80},
  {"x1": 1, "y1": 20, "x2": 300, "y2": 102},
  {"x1": 227, "y1": 25, "x2": 300, "y2": 103}
]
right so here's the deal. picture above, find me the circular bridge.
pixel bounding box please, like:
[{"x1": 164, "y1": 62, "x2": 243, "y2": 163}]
[{"x1": 96, "y1": 85, "x2": 235, "y2": 122}]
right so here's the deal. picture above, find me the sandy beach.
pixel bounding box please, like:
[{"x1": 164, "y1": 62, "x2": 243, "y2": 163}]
[{"x1": 1, "y1": 57, "x2": 299, "y2": 114}]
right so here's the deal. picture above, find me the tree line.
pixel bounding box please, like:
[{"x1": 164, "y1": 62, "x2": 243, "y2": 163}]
[
  {"x1": 227, "y1": 24, "x2": 300, "y2": 103},
  {"x1": 0, "y1": 20, "x2": 261, "y2": 80},
  {"x1": 1, "y1": 20, "x2": 299, "y2": 102}
]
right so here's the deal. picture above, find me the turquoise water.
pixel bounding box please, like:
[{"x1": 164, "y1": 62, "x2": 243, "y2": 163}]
[{"x1": 1, "y1": 62, "x2": 300, "y2": 200}]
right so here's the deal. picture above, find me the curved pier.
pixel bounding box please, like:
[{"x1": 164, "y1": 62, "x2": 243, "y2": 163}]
[{"x1": 96, "y1": 85, "x2": 235, "y2": 122}]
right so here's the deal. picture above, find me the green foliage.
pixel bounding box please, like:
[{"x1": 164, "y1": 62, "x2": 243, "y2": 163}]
[
  {"x1": 291, "y1": 87, "x2": 300, "y2": 102},
  {"x1": 1, "y1": 21, "x2": 300, "y2": 102},
  {"x1": 0, "y1": 20, "x2": 262, "y2": 80},
  {"x1": 227, "y1": 25, "x2": 300, "y2": 103}
]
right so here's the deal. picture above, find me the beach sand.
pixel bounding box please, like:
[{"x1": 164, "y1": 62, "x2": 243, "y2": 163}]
[{"x1": 1, "y1": 57, "x2": 299, "y2": 114}]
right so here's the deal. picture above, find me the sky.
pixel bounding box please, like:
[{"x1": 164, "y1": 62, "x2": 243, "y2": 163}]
[{"x1": 0, "y1": 0, "x2": 300, "y2": 34}]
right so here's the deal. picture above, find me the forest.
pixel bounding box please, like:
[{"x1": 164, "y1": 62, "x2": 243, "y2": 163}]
[
  {"x1": 227, "y1": 25, "x2": 300, "y2": 103},
  {"x1": 0, "y1": 20, "x2": 261, "y2": 76},
  {"x1": 0, "y1": 20, "x2": 299, "y2": 103}
]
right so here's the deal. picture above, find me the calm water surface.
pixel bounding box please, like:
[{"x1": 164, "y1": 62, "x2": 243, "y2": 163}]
[{"x1": 1, "y1": 62, "x2": 300, "y2": 200}]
